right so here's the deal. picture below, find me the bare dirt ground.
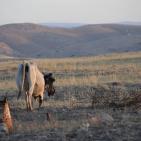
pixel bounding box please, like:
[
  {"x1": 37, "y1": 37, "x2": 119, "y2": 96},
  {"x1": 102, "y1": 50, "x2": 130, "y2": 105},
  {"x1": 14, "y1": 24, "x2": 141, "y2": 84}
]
[
  {"x1": 0, "y1": 52, "x2": 141, "y2": 141},
  {"x1": 1, "y1": 85, "x2": 141, "y2": 141}
]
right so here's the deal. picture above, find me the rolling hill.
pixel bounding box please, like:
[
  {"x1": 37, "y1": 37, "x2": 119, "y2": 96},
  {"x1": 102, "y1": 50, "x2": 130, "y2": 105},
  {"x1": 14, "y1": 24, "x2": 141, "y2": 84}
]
[{"x1": 0, "y1": 23, "x2": 141, "y2": 58}]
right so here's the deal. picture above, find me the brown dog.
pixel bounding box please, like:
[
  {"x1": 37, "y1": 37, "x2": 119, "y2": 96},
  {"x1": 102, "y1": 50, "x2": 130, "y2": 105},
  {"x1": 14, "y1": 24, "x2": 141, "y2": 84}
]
[{"x1": 0, "y1": 97, "x2": 13, "y2": 134}]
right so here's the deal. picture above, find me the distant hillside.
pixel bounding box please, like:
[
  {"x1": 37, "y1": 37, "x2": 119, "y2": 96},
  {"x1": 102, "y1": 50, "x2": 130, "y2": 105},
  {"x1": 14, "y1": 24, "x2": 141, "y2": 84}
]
[
  {"x1": 41, "y1": 23, "x2": 84, "y2": 28},
  {"x1": 0, "y1": 23, "x2": 141, "y2": 58}
]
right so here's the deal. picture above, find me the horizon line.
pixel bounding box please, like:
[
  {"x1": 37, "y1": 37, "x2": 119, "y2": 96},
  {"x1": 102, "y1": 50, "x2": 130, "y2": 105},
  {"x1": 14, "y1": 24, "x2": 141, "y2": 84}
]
[{"x1": 0, "y1": 21, "x2": 141, "y2": 27}]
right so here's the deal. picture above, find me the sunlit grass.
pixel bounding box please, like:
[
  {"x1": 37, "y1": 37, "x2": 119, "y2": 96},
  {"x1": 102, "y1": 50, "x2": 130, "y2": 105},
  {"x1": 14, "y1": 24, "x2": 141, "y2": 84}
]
[{"x1": 0, "y1": 51, "x2": 141, "y2": 90}]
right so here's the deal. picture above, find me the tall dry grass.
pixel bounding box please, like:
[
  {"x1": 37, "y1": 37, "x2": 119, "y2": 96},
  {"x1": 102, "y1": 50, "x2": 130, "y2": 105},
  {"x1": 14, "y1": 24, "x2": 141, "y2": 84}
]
[{"x1": 0, "y1": 51, "x2": 141, "y2": 90}]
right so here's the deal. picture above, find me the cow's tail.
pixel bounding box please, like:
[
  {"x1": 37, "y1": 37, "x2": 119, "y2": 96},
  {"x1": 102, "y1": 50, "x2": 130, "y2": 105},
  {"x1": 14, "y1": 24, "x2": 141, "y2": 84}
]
[
  {"x1": 21, "y1": 61, "x2": 26, "y2": 92},
  {"x1": 17, "y1": 61, "x2": 26, "y2": 99}
]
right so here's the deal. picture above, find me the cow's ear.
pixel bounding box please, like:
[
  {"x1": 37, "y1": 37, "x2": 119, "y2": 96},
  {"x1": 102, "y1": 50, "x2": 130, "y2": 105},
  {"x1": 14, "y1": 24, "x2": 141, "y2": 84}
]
[
  {"x1": 52, "y1": 78, "x2": 55, "y2": 82},
  {"x1": 48, "y1": 73, "x2": 52, "y2": 77}
]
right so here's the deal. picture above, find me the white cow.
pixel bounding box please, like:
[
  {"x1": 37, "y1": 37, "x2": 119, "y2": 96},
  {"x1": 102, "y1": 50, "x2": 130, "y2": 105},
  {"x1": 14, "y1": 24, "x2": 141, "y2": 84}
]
[{"x1": 16, "y1": 61, "x2": 45, "y2": 111}]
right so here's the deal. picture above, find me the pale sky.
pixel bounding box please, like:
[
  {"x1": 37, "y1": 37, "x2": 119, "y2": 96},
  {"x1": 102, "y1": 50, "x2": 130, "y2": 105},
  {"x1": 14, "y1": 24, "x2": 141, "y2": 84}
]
[{"x1": 0, "y1": 0, "x2": 141, "y2": 25}]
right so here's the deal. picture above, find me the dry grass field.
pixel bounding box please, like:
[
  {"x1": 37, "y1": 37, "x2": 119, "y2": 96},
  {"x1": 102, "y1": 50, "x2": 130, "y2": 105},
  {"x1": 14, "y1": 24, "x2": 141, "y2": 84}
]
[{"x1": 0, "y1": 52, "x2": 141, "y2": 140}]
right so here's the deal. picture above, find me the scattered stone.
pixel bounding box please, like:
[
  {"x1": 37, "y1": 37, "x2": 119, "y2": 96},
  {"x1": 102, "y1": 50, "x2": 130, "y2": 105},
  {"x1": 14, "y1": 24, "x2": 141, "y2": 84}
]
[
  {"x1": 88, "y1": 116, "x2": 101, "y2": 126},
  {"x1": 46, "y1": 112, "x2": 51, "y2": 121},
  {"x1": 80, "y1": 122, "x2": 90, "y2": 131},
  {"x1": 88, "y1": 112, "x2": 114, "y2": 127}
]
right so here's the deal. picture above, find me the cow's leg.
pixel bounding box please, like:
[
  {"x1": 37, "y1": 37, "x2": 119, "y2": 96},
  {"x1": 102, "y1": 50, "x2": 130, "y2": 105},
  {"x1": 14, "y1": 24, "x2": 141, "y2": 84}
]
[
  {"x1": 29, "y1": 93, "x2": 33, "y2": 111},
  {"x1": 25, "y1": 92, "x2": 29, "y2": 111},
  {"x1": 38, "y1": 95, "x2": 43, "y2": 109}
]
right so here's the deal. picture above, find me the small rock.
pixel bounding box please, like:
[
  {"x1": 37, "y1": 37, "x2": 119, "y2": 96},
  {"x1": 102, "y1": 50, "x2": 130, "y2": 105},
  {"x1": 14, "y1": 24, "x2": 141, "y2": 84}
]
[
  {"x1": 88, "y1": 112, "x2": 114, "y2": 126},
  {"x1": 88, "y1": 116, "x2": 101, "y2": 126},
  {"x1": 100, "y1": 112, "x2": 114, "y2": 125},
  {"x1": 46, "y1": 112, "x2": 51, "y2": 121},
  {"x1": 80, "y1": 122, "x2": 90, "y2": 131}
]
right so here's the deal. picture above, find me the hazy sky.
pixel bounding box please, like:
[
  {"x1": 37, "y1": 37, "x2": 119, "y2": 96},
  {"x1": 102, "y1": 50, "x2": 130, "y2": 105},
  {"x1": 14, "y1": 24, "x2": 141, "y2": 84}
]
[{"x1": 0, "y1": 0, "x2": 141, "y2": 25}]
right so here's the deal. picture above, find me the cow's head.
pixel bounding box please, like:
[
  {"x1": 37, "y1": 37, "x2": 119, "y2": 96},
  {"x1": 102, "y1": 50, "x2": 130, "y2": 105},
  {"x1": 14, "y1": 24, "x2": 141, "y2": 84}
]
[{"x1": 43, "y1": 73, "x2": 55, "y2": 96}]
